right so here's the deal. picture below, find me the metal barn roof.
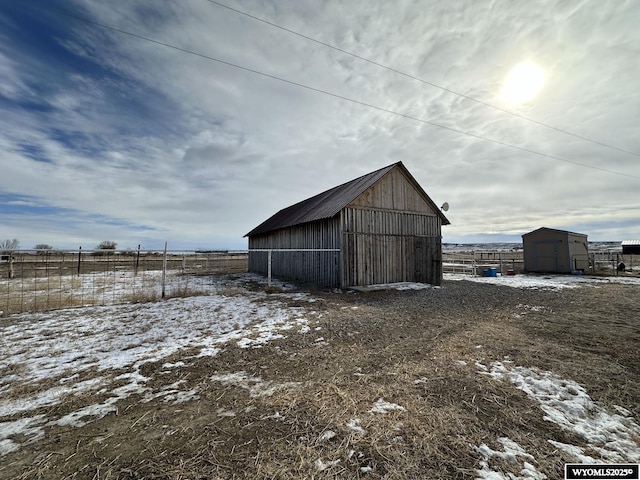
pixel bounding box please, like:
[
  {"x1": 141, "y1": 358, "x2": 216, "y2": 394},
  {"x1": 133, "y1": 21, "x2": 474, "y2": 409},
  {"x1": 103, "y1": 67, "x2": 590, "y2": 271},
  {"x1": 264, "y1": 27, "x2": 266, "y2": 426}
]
[
  {"x1": 245, "y1": 162, "x2": 449, "y2": 237},
  {"x1": 622, "y1": 240, "x2": 640, "y2": 246}
]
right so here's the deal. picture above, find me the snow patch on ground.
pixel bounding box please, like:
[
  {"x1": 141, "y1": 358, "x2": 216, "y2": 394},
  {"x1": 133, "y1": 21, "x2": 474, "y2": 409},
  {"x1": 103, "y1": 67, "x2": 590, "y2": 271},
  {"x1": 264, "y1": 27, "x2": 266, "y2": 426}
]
[
  {"x1": 475, "y1": 437, "x2": 546, "y2": 480},
  {"x1": 445, "y1": 273, "x2": 640, "y2": 290},
  {"x1": 369, "y1": 398, "x2": 406, "y2": 414},
  {"x1": 0, "y1": 416, "x2": 46, "y2": 456},
  {"x1": 346, "y1": 419, "x2": 367, "y2": 435},
  {"x1": 547, "y1": 440, "x2": 596, "y2": 464},
  {"x1": 478, "y1": 360, "x2": 640, "y2": 463},
  {"x1": 319, "y1": 430, "x2": 337, "y2": 441},
  {"x1": 0, "y1": 282, "x2": 316, "y2": 456},
  {"x1": 315, "y1": 458, "x2": 341, "y2": 471},
  {"x1": 209, "y1": 371, "x2": 301, "y2": 398}
]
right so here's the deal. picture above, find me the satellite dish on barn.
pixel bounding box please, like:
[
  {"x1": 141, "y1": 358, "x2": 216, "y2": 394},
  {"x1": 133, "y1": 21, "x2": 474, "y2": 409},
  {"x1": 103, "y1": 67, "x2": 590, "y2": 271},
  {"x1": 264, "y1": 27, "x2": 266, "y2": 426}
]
[{"x1": 440, "y1": 202, "x2": 449, "y2": 212}]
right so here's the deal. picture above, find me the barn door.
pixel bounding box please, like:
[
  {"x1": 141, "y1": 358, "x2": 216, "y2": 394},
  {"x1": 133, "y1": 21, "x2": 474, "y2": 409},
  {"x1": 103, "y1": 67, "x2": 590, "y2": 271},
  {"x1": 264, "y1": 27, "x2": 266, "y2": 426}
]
[
  {"x1": 413, "y1": 237, "x2": 442, "y2": 285},
  {"x1": 413, "y1": 237, "x2": 429, "y2": 283}
]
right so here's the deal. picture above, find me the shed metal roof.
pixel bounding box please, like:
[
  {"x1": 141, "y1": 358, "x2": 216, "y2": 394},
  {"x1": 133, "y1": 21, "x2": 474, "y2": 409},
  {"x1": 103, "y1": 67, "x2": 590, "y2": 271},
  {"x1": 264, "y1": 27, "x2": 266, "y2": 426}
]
[
  {"x1": 522, "y1": 227, "x2": 588, "y2": 238},
  {"x1": 622, "y1": 240, "x2": 640, "y2": 246},
  {"x1": 245, "y1": 162, "x2": 449, "y2": 237}
]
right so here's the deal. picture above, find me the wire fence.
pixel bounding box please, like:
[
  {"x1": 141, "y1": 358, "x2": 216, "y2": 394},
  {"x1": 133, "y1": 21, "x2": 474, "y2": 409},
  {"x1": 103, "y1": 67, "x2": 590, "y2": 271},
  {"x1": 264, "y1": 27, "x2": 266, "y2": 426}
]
[
  {"x1": 443, "y1": 250, "x2": 524, "y2": 275},
  {"x1": 443, "y1": 250, "x2": 637, "y2": 276},
  {"x1": 2, "y1": 247, "x2": 636, "y2": 315},
  {"x1": 0, "y1": 249, "x2": 248, "y2": 316}
]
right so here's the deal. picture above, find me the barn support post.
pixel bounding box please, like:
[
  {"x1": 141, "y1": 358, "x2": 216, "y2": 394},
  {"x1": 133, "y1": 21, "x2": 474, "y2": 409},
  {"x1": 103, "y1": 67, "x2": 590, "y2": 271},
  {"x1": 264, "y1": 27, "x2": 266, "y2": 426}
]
[
  {"x1": 267, "y1": 249, "x2": 272, "y2": 286},
  {"x1": 161, "y1": 242, "x2": 168, "y2": 299}
]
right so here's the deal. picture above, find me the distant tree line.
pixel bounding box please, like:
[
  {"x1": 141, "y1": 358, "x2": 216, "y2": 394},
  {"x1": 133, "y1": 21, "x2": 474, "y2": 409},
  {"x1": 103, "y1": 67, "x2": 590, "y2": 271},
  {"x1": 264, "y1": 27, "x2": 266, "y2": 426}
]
[
  {"x1": 1, "y1": 238, "x2": 19, "y2": 253},
  {"x1": 1, "y1": 239, "x2": 121, "y2": 254}
]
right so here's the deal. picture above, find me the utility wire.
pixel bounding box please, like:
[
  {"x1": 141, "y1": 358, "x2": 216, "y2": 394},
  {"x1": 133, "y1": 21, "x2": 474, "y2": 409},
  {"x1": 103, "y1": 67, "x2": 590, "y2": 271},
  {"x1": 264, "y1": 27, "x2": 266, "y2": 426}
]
[
  {"x1": 47, "y1": 7, "x2": 640, "y2": 181},
  {"x1": 206, "y1": 0, "x2": 640, "y2": 158}
]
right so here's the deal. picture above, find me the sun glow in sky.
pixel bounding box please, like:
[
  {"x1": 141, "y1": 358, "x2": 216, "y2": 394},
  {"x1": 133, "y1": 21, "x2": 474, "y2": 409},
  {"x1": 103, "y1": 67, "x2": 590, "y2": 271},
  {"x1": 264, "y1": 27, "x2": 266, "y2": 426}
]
[{"x1": 501, "y1": 62, "x2": 545, "y2": 104}]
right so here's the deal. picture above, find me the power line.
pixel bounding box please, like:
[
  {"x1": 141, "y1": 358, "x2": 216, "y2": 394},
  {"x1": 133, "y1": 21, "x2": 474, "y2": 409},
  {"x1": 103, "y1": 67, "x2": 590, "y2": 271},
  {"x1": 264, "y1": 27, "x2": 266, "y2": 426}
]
[
  {"x1": 46, "y1": 6, "x2": 640, "y2": 181},
  {"x1": 206, "y1": 0, "x2": 640, "y2": 158}
]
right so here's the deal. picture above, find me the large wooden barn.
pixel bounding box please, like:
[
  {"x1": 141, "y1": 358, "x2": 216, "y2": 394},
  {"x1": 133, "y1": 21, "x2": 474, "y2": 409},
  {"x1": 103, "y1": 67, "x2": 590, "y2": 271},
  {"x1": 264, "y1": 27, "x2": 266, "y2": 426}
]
[{"x1": 245, "y1": 162, "x2": 450, "y2": 288}]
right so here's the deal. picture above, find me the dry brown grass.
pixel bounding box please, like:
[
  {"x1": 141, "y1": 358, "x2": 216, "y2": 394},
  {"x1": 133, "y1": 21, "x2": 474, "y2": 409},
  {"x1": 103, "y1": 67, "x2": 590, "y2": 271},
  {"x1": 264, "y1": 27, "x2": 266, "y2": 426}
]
[{"x1": 2, "y1": 281, "x2": 638, "y2": 480}]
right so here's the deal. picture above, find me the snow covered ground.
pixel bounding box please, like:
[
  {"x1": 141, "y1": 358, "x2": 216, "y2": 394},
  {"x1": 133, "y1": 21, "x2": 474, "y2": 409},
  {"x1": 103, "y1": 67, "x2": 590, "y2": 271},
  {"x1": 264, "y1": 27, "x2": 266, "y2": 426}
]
[
  {"x1": 0, "y1": 274, "x2": 318, "y2": 456},
  {"x1": 445, "y1": 272, "x2": 640, "y2": 290}
]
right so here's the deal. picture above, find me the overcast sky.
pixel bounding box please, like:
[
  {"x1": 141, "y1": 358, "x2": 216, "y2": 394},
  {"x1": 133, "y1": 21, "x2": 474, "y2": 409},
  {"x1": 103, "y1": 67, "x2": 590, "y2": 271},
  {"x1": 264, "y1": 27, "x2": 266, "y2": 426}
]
[{"x1": 1, "y1": 0, "x2": 638, "y2": 250}]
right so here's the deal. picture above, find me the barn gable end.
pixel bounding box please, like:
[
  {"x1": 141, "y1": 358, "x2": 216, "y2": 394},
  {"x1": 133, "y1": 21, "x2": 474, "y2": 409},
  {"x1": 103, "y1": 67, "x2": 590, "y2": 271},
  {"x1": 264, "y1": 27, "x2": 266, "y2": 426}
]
[{"x1": 348, "y1": 166, "x2": 440, "y2": 215}]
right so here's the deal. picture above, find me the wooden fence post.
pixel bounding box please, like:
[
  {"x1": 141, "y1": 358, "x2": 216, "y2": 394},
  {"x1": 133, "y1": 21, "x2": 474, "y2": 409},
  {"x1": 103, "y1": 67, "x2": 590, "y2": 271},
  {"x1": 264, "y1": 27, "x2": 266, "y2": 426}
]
[
  {"x1": 472, "y1": 250, "x2": 477, "y2": 276},
  {"x1": 135, "y1": 244, "x2": 140, "y2": 276},
  {"x1": 162, "y1": 242, "x2": 168, "y2": 298}
]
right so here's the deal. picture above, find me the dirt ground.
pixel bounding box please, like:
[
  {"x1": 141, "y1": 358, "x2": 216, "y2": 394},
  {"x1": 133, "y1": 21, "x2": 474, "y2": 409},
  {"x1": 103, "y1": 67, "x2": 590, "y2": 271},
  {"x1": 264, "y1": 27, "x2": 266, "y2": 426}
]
[{"x1": 2, "y1": 278, "x2": 639, "y2": 479}]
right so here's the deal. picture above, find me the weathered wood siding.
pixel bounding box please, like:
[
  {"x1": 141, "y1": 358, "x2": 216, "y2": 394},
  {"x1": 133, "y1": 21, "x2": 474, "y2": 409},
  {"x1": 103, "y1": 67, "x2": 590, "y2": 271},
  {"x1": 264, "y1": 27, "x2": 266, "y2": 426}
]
[
  {"x1": 342, "y1": 207, "x2": 442, "y2": 286},
  {"x1": 342, "y1": 208, "x2": 440, "y2": 236},
  {"x1": 348, "y1": 167, "x2": 438, "y2": 215},
  {"x1": 248, "y1": 217, "x2": 341, "y2": 287}
]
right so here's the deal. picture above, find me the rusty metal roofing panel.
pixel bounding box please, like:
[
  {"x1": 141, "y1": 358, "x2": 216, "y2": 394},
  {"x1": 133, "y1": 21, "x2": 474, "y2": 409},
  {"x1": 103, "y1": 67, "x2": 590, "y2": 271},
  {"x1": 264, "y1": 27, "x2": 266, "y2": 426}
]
[{"x1": 245, "y1": 161, "x2": 450, "y2": 237}]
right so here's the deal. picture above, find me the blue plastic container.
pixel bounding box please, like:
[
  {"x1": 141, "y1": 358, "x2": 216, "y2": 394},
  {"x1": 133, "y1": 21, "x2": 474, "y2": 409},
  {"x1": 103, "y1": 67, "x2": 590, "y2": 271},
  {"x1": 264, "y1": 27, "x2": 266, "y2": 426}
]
[{"x1": 482, "y1": 267, "x2": 497, "y2": 277}]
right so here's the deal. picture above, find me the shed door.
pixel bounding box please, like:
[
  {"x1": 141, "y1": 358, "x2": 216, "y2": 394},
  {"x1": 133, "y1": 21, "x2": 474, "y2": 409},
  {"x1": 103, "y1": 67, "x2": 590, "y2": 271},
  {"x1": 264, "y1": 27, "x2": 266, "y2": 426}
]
[{"x1": 534, "y1": 241, "x2": 558, "y2": 272}]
